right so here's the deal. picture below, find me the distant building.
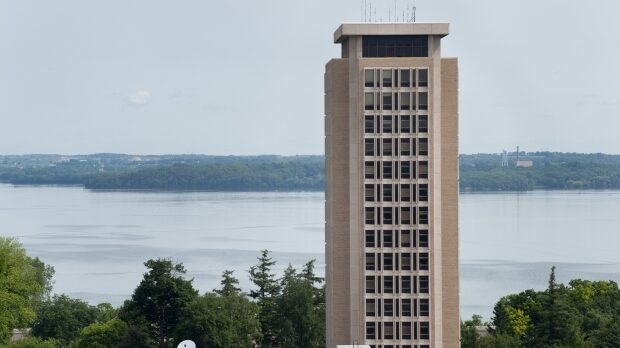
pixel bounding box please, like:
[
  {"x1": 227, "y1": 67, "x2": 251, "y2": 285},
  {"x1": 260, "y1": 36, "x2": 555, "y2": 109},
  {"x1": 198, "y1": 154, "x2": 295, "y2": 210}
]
[
  {"x1": 516, "y1": 160, "x2": 533, "y2": 168},
  {"x1": 325, "y1": 22, "x2": 460, "y2": 348}
]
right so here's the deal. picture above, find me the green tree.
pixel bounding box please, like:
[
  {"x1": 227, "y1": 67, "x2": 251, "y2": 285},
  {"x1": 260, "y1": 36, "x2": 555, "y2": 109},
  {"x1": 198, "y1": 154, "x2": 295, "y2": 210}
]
[
  {"x1": 477, "y1": 333, "x2": 524, "y2": 348},
  {"x1": 2, "y1": 337, "x2": 60, "y2": 348},
  {"x1": 175, "y1": 271, "x2": 261, "y2": 348},
  {"x1": 248, "y1": 250, "x2": 280, "y2": 347},
  {"x1": 31, "y1": 294, "x2": 99, "y2": 345},
  {"x1": 0, "y1": 238, "x2": 49, "y2": 343},
  {"x1": 461, "y1": 314, "x2": 483, "y2": 348},
  {"x1": 214, "y1": 270, "x2": 241, "y2": 297},
  {"x1": 119, "y1": 259, "x2": 198, "y2": 348},
  {"x1": 73, "y1": 318, "x2": 128, "y2": 348},
  {"x1": 275, "y1": 263, "x2": 325, "y2": 348}
]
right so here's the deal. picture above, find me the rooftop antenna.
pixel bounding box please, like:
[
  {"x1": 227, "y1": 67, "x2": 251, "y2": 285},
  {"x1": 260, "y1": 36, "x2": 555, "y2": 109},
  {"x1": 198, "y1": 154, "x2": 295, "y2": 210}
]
[
  {"x1": 369, "y1": 2, "x2": 372, "y2": 22},
  {"x1": 413, "y1": 5, "x2": 416, "y2": 22},
  {"x1": 406, "y1": 5, "x2": 409, "y2": 22},
  {"x1": 394, "y1": 0, "x2": 397, "y2": 22}
]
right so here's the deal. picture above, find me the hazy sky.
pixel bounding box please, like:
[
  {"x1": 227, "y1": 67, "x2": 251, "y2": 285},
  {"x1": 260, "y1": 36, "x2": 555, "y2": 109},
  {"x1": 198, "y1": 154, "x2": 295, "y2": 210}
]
[{"x1": 1, "y1": 0, "x2": 619, "y2": 155}]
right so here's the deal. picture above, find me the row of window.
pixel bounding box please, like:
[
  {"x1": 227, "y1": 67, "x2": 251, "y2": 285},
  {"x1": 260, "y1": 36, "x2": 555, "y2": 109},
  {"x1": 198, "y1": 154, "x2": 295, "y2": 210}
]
[
  {"x1": 365, "y1": 161, "x2": 428, "y2": 180},
  {"x1": 366, "y1": 320, "x2": 430, "y2": 340},
  {"x1": 365, "y1": 206, "x2": 429, "y2": 226},
  {"x1": 366, "y1": 298, "x2": 429, "y2": 318},
  {"x1": 364, "y1": 68, "x2": 429, "y2": 88},
  {"x1": 365, "y1": 207, "x2": 429, "y2": 226},
  {"x1": 365, "y1": 138, "x2": 428, "y2": 157},
  {"x1": 365, "y1": 230, "x2": 429, "y2": 249},
  {"x1": 366, "y1": 275, "x2": 429, "y2": 294},
  {"x1": 365, "y1": 115, "x2": 428, "y2": 134},
  {"x1": 365, "y1": 184, "x2": 428, "y2": 203},
  {"x1": 365, "y1": 252, "x2": 429, "y2": 272},
  {"x1": 365, "y1": 91, "x2": 428, "y2": 111}
]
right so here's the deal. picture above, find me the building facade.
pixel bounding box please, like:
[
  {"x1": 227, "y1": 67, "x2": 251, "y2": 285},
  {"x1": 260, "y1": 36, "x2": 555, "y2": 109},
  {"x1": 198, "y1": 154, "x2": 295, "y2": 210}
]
[{"x1": 325, "y1": 23, "x2": 459, "y2": 348}]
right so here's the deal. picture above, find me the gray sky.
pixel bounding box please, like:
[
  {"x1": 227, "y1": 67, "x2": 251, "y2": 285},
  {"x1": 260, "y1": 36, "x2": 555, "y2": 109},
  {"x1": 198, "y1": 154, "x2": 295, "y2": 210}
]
[{"x1": 1, "y1": 0, "x2": 619, "y2": 155}]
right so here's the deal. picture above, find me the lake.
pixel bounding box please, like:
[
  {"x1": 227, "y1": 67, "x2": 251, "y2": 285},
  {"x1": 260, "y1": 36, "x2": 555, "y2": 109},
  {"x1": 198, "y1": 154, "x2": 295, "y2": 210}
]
[{"x1": 2, "y1": 184, "x2": 620, "y2": 320}]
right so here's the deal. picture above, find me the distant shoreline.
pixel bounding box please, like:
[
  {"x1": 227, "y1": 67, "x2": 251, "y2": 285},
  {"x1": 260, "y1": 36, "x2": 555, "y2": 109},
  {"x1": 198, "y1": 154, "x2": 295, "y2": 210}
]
[{"x1": 3, "y1": 152, "x2": 620, "y2": 192}]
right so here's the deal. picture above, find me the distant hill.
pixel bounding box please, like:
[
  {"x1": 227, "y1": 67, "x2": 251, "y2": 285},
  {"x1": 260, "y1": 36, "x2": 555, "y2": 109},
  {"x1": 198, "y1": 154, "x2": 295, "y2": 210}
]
[{"x1": 2, "y1": 152, "x2": 620, "y2": 191}]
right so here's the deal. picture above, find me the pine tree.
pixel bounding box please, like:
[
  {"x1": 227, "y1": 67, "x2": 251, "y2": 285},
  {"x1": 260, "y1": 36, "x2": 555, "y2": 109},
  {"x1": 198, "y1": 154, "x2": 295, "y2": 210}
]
[
  {"x1": 249, "y1": 250, "x2": 280, "y2": 347},
  {"x1": 215, "y1": 270, "x2": 241, "y2": 297}
]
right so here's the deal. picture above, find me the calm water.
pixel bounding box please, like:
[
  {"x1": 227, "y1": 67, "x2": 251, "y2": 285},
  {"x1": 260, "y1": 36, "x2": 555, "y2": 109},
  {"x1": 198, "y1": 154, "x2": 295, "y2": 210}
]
[{"x1": 2, "y1": 184, "x2": 620, "y2": 320}]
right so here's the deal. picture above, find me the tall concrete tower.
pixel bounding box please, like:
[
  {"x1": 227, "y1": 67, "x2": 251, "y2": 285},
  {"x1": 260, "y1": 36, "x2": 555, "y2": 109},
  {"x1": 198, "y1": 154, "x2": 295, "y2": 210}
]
[{"x1": 325, "y1": 23, "x2": 459, "y2": 348}]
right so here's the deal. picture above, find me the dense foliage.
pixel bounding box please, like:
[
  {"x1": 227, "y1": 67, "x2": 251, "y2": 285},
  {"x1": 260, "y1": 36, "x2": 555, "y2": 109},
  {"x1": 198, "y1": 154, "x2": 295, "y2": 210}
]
[
  {"x1": 84, "y1": 162, "x2": 324, "y2": 191},
  {"x1": 460, "y1": 152, "x2": 620, "y2": 191},
  {"x1": 3, "y1": 244, "x2": 324, "y2": 348},
  {"x1": 462, "y1": 267, "x2": 620, "y2": 348},
  {"x1": 0, "y1": 238, "x2": 54, "y2": 343},
  {"x1": 0, "y1": 155, "x2": 324, "y2": 191}
]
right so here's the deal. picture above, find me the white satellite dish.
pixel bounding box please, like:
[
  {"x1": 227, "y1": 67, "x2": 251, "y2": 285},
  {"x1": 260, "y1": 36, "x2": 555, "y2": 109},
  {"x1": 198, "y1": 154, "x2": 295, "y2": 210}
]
[{"x1": 177, "y1": 340, "x2": 196, "y2": 348}]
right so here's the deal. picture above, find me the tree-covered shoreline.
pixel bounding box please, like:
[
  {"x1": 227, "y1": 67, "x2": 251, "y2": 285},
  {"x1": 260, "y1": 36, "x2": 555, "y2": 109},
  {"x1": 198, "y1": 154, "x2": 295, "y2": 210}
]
[{"x1": 3, "y1": 152, "x2": 620, "y2": 192}]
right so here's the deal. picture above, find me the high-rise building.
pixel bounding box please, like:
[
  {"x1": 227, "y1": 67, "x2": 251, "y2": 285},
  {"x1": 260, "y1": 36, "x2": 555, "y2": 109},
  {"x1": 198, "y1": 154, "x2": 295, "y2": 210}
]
[{"x1": 325, "y1": 23, "x2": 459, "y2": 348}]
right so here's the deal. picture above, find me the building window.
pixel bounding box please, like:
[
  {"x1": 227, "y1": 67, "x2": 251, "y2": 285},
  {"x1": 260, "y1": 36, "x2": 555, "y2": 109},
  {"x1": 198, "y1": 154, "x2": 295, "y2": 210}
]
[
  {"x1": 382, "y1": 69, "x2": 393, "y2": 87},
  {"x1": 366, "y1": 276, "x2": 375, "y2": 293},
  {"x1": 384, "y1": 299, "x2": 394, "y2": 317},
  {"x1": 419, "y1": 252, "x2": 429, "y2": 270},
  {"x1": 383, "y1": 93, "x2": 392, "y2": 110},
  {"x1": 366, "y1": 322, "x2": 376, "y2": 339},
  {"x1": 418, "y1": 92, "x2": 428, "y2": 110},
  {"x1": 382, "y1": 138, "x2": 393, "y2": 156},
  {"x1": 382, "y1": 115, "x2": 393, "y2": 133},
  {"x1": 383, "y1": 230, "x2": 393, "y2": 247},
  {"x1": 418, "y1": 161, "x2": 428, "y2": 179},
  {"x1": 400, "y1": 92, "x2": 410, "y2": 110},
  {"x1": 384, "y1": 322, "x2": 394, "y2": 339},
  {"x1": 365, "y1": 230, "x2": 375, "y2": 247},
  {"x1": 400, "y1": 139, "x2": 411, "y2": 156},
  {"x1": 400, "y1": 161, "x2": 411, "y2": 179},
  {"x1": 419, "y1": 230, "x2": 429, "y2": 247},
  {"x1": 365, "y1": 138, "x2": 375, "y2": 156},
  {"x1": 401, "y1": 253, "x2": 411, "y2": 270},
  {"x1": 418, "y1": 138, "x2": 428, "y2": 156},
  {"x1": 366, "y1": 252, "x2": 376, "y2": 270},
  {"x1": 383, "y1": 184, "x2": 392, "y2": 202},
  {"x1": 400, "y1": 69, "x2": 410, "y2": 87},
  {"x1": 401, "y1": 298, "x2": 412, "y2": 316},
  {"x1": 401, "y1": 230, "x2": 411, "y2": 247},
  {"x1": 365, "y1": 161, "x2": 375, "y2": 179},
  {"x1": 419, "y1": 207, "x2": 429, "y2": 225},
  {"x1": 366, "y1": 299, "x2": 376, "y2": 316},
  {"x1": 384, "y1": 276, "x2": 393, "y2": 293},
  {"x1": 365, "y1": 92, "x2": 375, "y2": 110},
  {"x1": 383, "y1": 161, "x2": 393, "y2": 179},
  {"x1": 365, "y1": 115, "x2": 375, "y2": 133},
  {"x1": 365, "y1": 69, "x2": 375, "y2": 87},
  {"x1": 420, "y1": 322, "x2": 430, "y2": 340},
  {"x1": 362, "y1": 35, "x2": 429, "y2": 58},
  {"x1": 418, "y1": 69, "x2": 428, "y2": 87},
  {"x1": 420, "y1": 276, "x2": 429, "y2": 294},
  {"x1": 418, "y1": 115, "x2": 428, "y2": 133},
  {"x1": 400, "y1": 184, "x2": 411, "y2": 202},
  {"x1": 383, "y1": 253, "x2": 393, "y2": 270},
  {"x1": 402, "y1": 275, "x2": 412, "y2": 293},
  {"x1": 402, "y1": 322, "x2": 412, "y2": 340},
  {"x1": 365, "y1": 184, "x2": 375, "y2": 202},
  {"x1": 400, "y1": 207, "x2": 411, "y2": 225},
  {"x1": 365, "y1": 207, "x2": 375, "y2": 224},
  {"x1": 400, "y1": 116, "x2": 410, "y2": 133},
  {"x1": 383, "y1": 207, "x2": 393, "y2": 225},
  {"x1": 419, "y1": 184, "x2": 428, "y2": 201},
  {"x1": 420, "y1": 298, "x2": 429, "y2": 316}
]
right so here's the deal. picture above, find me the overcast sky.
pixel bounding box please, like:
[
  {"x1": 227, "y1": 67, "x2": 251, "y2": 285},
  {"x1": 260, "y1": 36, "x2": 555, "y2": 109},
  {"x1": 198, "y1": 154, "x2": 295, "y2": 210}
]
[{"x1": 1, "y1": 0, "x2": 619, "y2": 155}]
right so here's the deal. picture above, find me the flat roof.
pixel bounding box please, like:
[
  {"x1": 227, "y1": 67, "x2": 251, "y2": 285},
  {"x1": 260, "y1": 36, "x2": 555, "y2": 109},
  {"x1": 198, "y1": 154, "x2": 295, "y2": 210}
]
[{"x1": 334, "y1": 22, "x2": 449, "y2": 43}]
